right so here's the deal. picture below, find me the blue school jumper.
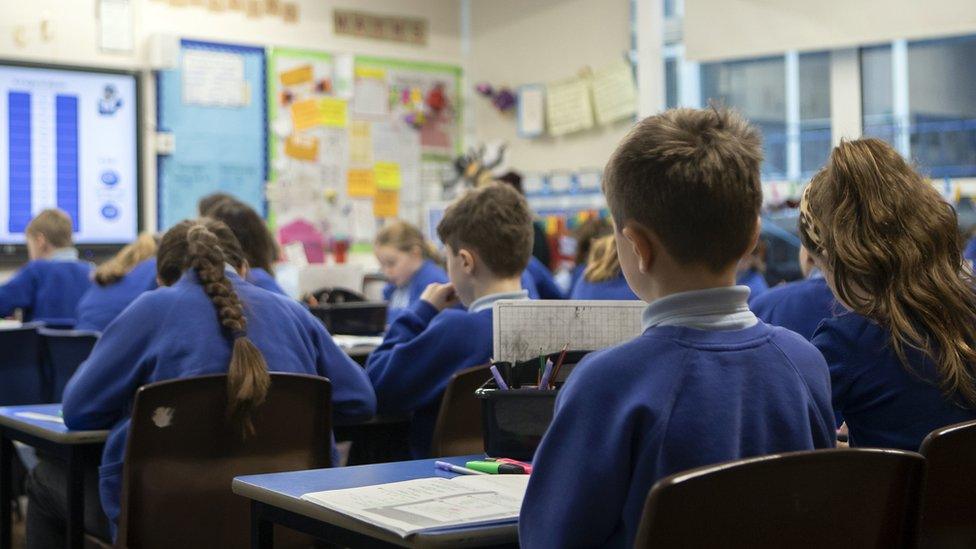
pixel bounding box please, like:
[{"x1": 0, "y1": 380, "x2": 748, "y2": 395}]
[
  {"x1": 813, "y1": 312, "x2": 976, "y2": 451},
  {"x1": 382, "y1": 259, "x2": 448, "y2": 323},
  {"x1": 520, "y1": 286, "x2": 835, "y2": 549},
  {"x1": 75, "y1": 259, "x2": 158, "y2": 332},
  {"x1": 367, "y1": 290, "x2": 529, "y2": 458},
  {"x1": 568, "y1": 263, "x2": 586, "y2": 293},
  {"x1": 0, "y1": 248, "x2": 93, "y2": 327},
  {"x1": 750, "y1": 271, "x2": 836, "y2": 340},
  {"x1": 737, "y1": 268, "x2": 768, "y2": 302},
  {"x1": 62, "y1": 270, "x2": 376, "y2": 532},
  {"x1": 965, "y1": 236, "x2": 976, "y2": 264},
  {"x1": 569, "y1": 272, "x2": 638, "y2": 301},
  {"x1": 525, "y1": 256, "x2": 563, "y2": 299},
  {"x1": 247, "y1": 267, "x2": 287, "y2": 295}
]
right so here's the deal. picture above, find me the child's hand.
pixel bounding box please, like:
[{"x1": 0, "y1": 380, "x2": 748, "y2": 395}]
[{"x1": 421, "y1": 282, "x2": 459, "y2": 311}]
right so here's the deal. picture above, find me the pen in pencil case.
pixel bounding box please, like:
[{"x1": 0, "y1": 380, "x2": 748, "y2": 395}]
[
  {"x1": 490, "y1": 364, "x2": 509, "y2": 390},
  {"x1": 435, "y1": 461, "x2": 488, "y2": 475},
  {"x1": 538, "y1": 359, "x2": 554, "y2": 390}
]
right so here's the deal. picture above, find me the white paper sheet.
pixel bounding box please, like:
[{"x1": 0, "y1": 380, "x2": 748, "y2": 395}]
[
  {"x1": 545, "y1": 78, "x2": 594, "y2": 136},
  {"x1": 591, "y1": 61, "x2": 637, "y2": 125},
  {"x1": 182, "y1": 49, "x2": 247, "y2": 108}
]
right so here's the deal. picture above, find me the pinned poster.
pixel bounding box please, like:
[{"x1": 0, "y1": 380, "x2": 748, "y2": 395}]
[
  {"x1": 517, "y1": 84, "x2": 545, "y2": 138},
  {"x1": 354, "y1": 66, "x2": 388, "y2": 116},
  {"x1": 546, "y1": 78, "x2": 594, "y2": 136},
  {"x1": 347, "y1": 168, "x2": 377, "y2": 197},
  {"x1": 290, "y1": 98, "x2": 319, "y2": 132},
  {"x1": 334, "y1": 53, "x2": 355, "y2": 99},
  {"x1": 591, "y1": 61, "x2": 637, "y2": 125},
  {"x1": 374, "y1": 161, "x2": 402, "y2": 190},
  {"x1": 373, "y1": 189, "x2": 399, "y2": 218},
  {"x1": 319, "y1": 98, "x2": 348, "y2": 128},
  {"x1": 280, "y1": 64, "x2": 313, "y2": 87},
  {"x1": 284, "y1": 134, "x2": 319, "y2": 161},
  {"x1": 349, "y1": 120, "x2": 372, "y2": 165}
]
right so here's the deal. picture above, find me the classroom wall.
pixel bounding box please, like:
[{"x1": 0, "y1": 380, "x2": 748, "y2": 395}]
[
  {"x1": 467, "y1": 0, "x2": 635, "y2": 174},
  {"x1": 0, "y1": 0, "x2": 462, "y2": 236}
]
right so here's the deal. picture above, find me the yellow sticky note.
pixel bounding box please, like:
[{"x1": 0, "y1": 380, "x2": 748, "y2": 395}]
[
  {"x1": 355, "y1": 66, "x2": 385, "y2": 80},
  {"x1": 349, "y1": 121, "x2": 373, "y2": 165},
  {"x1": 284, "y1": 134, "x2": 319, "y2": 161},
  {"x1": 374, "y1": 161, "x2": 402, "y2": 191},
  {"x1": 347, "y1": 169, "x2": 377, "y2": 198},
  {"x1": 290, "y1": 99, "x2": 319, "y2": 132},
  {"x1": 373, "y1": 189, "x2": 399, "y2": 218},
  {"x1": 280, "y1": 65, "x2": 313, "y2": 87},
  {"x1": 318, "y1": 98, "x2": 348, "y2": 128}
]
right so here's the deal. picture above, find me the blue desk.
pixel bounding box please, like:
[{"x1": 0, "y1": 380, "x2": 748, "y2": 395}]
[
  {"x1": 0, "y1": 404, "x2": 108, "y2": 549},
  {"x1": 233, "y1": 455, "x2": 519, "y2": 548}
]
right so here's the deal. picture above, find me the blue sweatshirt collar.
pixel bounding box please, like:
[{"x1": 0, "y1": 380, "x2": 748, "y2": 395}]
[
  {"x1": 468, "y1": 289, "x2": 529, "y2": 313},
  {"x1": 808, "y1": 268, "x2": 824, "y2": 280},
  {"x1": 642, "y1": 286, "x2": 758, "y2": 332},
  {"x1": 49, "y1": 247, "x2": 79, "y2": 261}
]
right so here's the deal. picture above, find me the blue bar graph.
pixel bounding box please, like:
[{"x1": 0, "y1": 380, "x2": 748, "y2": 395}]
[
  {"x1": 56, "y1": 95, "x2": 79, "y2": 230},
  {"x1": 8, "y1": 92, "x2": 31, "y2": 233}
]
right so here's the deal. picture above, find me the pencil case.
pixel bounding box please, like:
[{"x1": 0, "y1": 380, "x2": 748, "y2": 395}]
[{"x1": 475, "y1": 351, "x2": 591, "y2": 461}]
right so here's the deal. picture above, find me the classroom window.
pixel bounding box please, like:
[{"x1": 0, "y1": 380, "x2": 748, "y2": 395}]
[
  {"x1": 860, "y1": 45, "x2": 900, "y2": 150},
  {"x1": 664, "y1": 57, "x2": 678, "y2": 109},
  {"x1": 701, "y1": 56, "x2": 787, "y2": 179},
  {"x1": 907, "y1": 35, "x2": 976, "y2": 178},
  {"x1": 799, "y1": 52, "x2": 831, "y2": 177}
]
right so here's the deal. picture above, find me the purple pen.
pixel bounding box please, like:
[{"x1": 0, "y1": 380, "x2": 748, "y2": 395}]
[
  {"x1": 538, "y1": 359, "x2": 554, "y2": 390},
  {"x1": 489, "y1": 364, "x2": 509, "y2": 390}
]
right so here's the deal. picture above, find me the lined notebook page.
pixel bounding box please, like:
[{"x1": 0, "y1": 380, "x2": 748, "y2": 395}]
[{"x1": 492, "y1": 300, "x2": 645, "y2": 364}]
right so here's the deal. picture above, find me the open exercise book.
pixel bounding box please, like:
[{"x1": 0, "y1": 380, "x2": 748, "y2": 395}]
[{"x1": 301, "y1": 475, "x2": 530, "y2": 538}]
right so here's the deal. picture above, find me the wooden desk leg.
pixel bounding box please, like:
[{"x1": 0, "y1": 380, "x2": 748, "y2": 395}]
[
  {"x1": 0, "y1": 434, "x2": 12, "y2": 549},
  {"x1": 251, "y1": 501, "x2": 274, "y2": 549},
  {"x1": 65, "y1": 449, "x2": 84, "y2": 549}
]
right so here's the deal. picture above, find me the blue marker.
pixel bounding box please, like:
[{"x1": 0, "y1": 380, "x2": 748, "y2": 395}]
[
  {"x1": 435, "y1": 461, "x2": 488, "y2": 475},
  {"x1": 539, "y1": 359, "x2": 554, "y2": 390}
]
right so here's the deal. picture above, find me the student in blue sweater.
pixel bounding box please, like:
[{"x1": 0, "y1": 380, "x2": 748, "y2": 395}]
[
  {"x1": 750, "y1": 244, "x2": 837, "y2": 340},
  {"x1": 736, "y1": 240, "x2": 769, "y2": 301},
  {"x1": 367, "y1": 184, "x2": 533, "y2": 458},
  {"x1": 524, "y1": 255, "x2": 563, "y2": 299},
  {"x1": 569, "y1": 235, "x2": 638, "y2": 300},
  {"x1": 25, "y1": 219, "x2": 375, "y2": 546},
  {"x1": 569, "y1": 217, "x2": 613, "y2": 292},
  {"x1": 520, "y1": 107, "x2": 836, "y2": 549},
  {"x1": 0, "y1": 209, "x2": 92, "y2": 327},
  {"x1": 804, "y1": 138, "x2": 976, "y2": 451},
  {"x1": 375, "y1": 220, "x2": 448, "y2": 322},
  {"x1": 75, "y1": 233, "x2": 159, "y2": 331},
  {"x1": 203, "y1": 197, "x2": 286, "y2": 295}
]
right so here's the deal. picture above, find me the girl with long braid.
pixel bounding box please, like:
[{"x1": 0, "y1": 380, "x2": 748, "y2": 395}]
[{"x1": 26, "y1": 219, "x2": 375, "y2": 546}]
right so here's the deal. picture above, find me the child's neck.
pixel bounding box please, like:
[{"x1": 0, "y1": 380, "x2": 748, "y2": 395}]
[
  {"x1": 644, "y1": 268, "x2": 738, "y2": 303},
  {"x1": 470, "y1": 276, "x2": 524, "y2": 302}
]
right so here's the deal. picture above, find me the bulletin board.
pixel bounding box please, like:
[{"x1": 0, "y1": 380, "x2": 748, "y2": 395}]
[
  {"x1": 266, "y1": 47, "x2": 461, "y2": 254},
  {"x1": 157, "y1": 39, "x2": 268, "y2": 230}
]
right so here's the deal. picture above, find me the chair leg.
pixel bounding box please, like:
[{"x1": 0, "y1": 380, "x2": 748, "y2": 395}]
[{"x1": 251, "y1": 501, "x2": 274, "y2": 549}]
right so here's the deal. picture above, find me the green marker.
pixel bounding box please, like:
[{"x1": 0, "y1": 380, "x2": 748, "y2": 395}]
[{"x1": 465, "y1": 460, "x2": 527, "y2": 474}]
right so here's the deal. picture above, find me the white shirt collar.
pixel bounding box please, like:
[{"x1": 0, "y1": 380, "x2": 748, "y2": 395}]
[
  {"x1": 468, "y1": 290, "x2": 530, "y2": 313},
  {"x1": 642, "y1": 285, "x2": 758, "y2": 332}
]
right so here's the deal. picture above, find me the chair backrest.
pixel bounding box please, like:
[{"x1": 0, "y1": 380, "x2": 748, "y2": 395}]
[
  {"x1": 919, "y1": 419, "x2": 976, "y2": 549},
  {"x1": 634, "y1": 448, "x2": 926, "y2": 549},
  {"x1": 430, "y1": 364, "x2": 489, "y2": 457},
  {"x1": 0, "y1": 323, "x2": 44, "y2": 405},
  {"x1": 37, "y1": 327, "x2": 99, "y2": 402},
  {"x1": 117, "y1": 373, "x2": 333, "y2": 549}
]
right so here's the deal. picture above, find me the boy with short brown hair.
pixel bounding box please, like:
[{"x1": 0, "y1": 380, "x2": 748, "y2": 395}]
[
  {"x1": 367, "y1": 183, "x2": 533, "y2": 457},
  {"x1": 520, "y1": 108, "x2": 835, "y2": 548}
]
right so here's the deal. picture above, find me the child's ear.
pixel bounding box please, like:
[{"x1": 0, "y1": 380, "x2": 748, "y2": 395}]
[
  {"x1": 458, "y1": 248, "x2": 476, "y2": 274},
  {"x1": 621, "y1": 223, "x2": 655, "y2": 274}
]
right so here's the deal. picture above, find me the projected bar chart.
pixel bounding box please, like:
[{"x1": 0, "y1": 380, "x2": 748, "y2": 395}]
[
  {"x1": 8, "y1": 91, "x2": 31, "y2": 233},
  {"x1": 56, "y1": 94, "x2": 79, "y2": 230}
]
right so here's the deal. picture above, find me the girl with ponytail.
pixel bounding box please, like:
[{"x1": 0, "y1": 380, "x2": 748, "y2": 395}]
[
  {"x1": 375, "y1": 220, "x2": 450, "y2": 322},
  {"x1": 76, "y1": 232, "x2": 160, "y2": 331},
  {"x1": 568, "y1": 235, "x2": 638, "y2": 300},
  {"x1": 805, "y1": 138, "x2": 976, "y2": 451},
  {"x1": 41, "y1": 219, "x2": 375, "y2": 540}
]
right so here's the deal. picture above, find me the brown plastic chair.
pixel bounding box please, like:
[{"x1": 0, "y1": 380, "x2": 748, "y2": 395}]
[
  {"x1": 430, "y1": 364, "x2": 490, "y2": 457},
  {"x1": 115, "y1": 373, "x2": 332, "y2": 549},
  {"x1": 633, "y1": 448, "x2": 926, "y2": 549},
  {"x1": 919, "y1": 419, "x2": 976, "y2": 549}
]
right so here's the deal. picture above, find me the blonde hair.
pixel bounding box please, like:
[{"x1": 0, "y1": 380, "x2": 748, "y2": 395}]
[
  {"x1": 94, "y1": 232, "x2": 158, "y2": 286},
  {"x1": 26, "y1": 209, "x2": 73, "y2": 248},
  {"x1": 584, "y1": 235, "x2": 621, "y2": 283},
  {"x1": 375, "y1": 221, "x2": 441, "y2": 265},
  {"x1": 800, "y1": 138, "x2": 976, "y2": 407}
]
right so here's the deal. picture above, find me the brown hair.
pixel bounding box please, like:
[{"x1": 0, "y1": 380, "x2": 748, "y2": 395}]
[
  {"x1": 205, "y1": 198, "x2": 279, "y2": 274},
  {"x1": 198, "y1": 192, "x2": 236, "y2": 216},
  {"x1": 157, "y1": 219, "x2": 270, "y2": 436},
  {"x1": 94, "y1": 232, "x2": 158, "y2": 286},
  {"x1": 375, "y1": 220, "x2": 441, "y2": 265},
  {"x1": 603, "y1": 106, "x2": 763, "y2": 272},
  {"x1": 584, "y1": 235, "x2": 621, "y2": 283},
  {"x1": 799, "y1": 138, "x2": 976, "y2": 406},
  {"x1": 437, "y1": 183, "x2": 533, "y2": 277},
  {"x1": 26, "y1": 209, "x2": 73, "y2": 248},
  {"x1": 574, "y1": 217, "x2": 613, "y2": 265}
]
